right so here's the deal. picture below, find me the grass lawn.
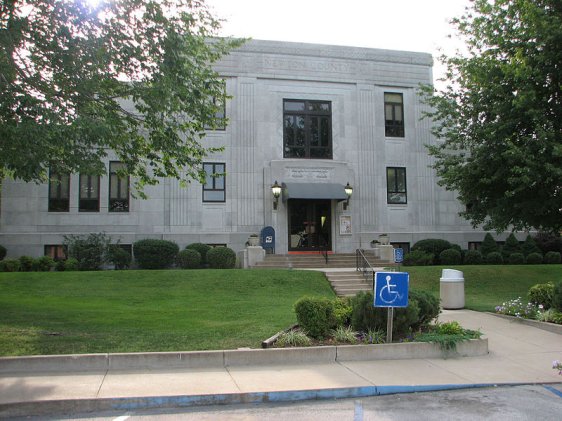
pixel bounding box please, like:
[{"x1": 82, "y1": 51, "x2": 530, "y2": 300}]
[
  {"x1": 0, "y1": 269, "x2": 334, "y2": 356},
  {"x1": 406, "y1": 265, "x2": 562, "y2": 311}
]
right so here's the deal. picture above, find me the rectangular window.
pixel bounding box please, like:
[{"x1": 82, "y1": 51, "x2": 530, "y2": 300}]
[
  {"x1": 387, "y1": 167, "x2": 407, "y2": 204},
  {"x1": 44, "y1": 245, "x2": 67, "y2": 261},
  {"x1": 48, "y1": 171, "x2": 70, "y2": 212},
  {"x1": 283, "y1": 99, "x2": 332, "y2": 159},
  {"x1": 205, "y1": 96, "x2": 226, "y2": 130},
  {"x1": 203, "y1": 163, "x2": 226, "y2": 202},
  {"x1": 79, "y1": 174, "x2": 100, "y2": 212},
  {"x1": 109, "y1": 162, "x2": 129, "y2": 212},
  {"x1": 384, "y1": 92, "x2": 404, "y2": 137}
]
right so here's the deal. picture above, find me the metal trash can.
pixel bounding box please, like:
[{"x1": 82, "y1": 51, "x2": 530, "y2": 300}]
[{"x1": 440, "y1": 269, "x2": 465, "y2": 309}]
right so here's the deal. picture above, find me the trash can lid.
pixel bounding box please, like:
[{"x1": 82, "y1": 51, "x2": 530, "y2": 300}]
[{"x1": 441, "y1": 269, "x2": 464, "y2": 279}]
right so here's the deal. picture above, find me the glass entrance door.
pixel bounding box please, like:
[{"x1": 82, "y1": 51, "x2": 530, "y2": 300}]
[{"x1": 288, "y1": 200, "x2": 331, "y2": 251}]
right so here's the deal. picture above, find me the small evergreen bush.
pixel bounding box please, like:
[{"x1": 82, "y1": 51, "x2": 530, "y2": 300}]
[
  {"x1": 133, "y1": 239, "x2": 179, "y2": 269},
  {"x1": 502, "y1": 233, "x2": 522, "y2": 259},
  {"x1": 528, "y1": 282, "x2": 555, "y2": 310},
  {"x1": 294, "y1": 296, "x2": 337, "y2": 339},
  {"x1": 33, "y1": 256, "x2": 54, "y2": 271},
  {"x1": 0, "y1": 245, "x2": 6, "y2": 260},
  {"x1": 0, "y1": 258, "x2": 20, "y2": 272},
  {"x1": 409, "y1": 289, "x2": 440, "y2": 329},
  {"x1": 480, "y1": 233, "x2": 499, "y2": 256},
  {"x1": 177, "y1": 249, "x2": 202, "y2": 269},
  {"x1": 439, "y1": 248, "x2": 462, "y2": 265},
  {"x1": 64, "y1": 233, "x2": 111, "y2": 270},
  {"x1": 411, "y1": 239, "x2": 453, "y2": 264},
  {"x1": 485, "y1": 251, "x2": 503, "y2": 264},
  {"x1": 207, "y1": 247, "x2": 236, "y2": 269},
  {"x1": 186, "y1": 243, "x2": 212, "y2": 265},
  {"x1": 333, "y1": 297, "x2": 353, "y2": 327},
  {"x1": 64, "y1": 258, "x2": 80, "y2": 271},
  {"x1": 464, "y1": 250, "x2": 483, "y2": 265},
  {"x1": 552, "y1": 282, "x2": 562, "y2": 312},
  {"x1": 521, "y1": 235, "x2": 541, "y2": 256},
  {"x1": 108, "y1": 245, "x2": 132, "y2": 270},
  {"x1": 19, "y1": 256, "x2": 34, "y2": 272},
  {"x1": 508, "y1": 252, "x2": 525, "y2": 265},
  {"x1": 526, "y1": 252, "x2": 543, "y2": 265},
  {"x1": 544, "y1": 251, "x2": 561, "y2": 264},
  {"x1": 403, "y1": 250, "x2": 433, "y2": 266}
]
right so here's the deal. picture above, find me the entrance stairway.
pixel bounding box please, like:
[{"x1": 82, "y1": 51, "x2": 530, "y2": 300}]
[{"x1": 253, "y1": 253, "x2": 396, "y2": 297}]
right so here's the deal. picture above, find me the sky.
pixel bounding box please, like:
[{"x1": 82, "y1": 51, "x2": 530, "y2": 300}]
[{"x1": 205, "y1": 0, "x2": 473, "y2": 83}]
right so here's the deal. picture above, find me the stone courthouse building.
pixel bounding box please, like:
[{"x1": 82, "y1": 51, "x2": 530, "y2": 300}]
[{"x1": 0, "y1": 40, "x2": 487, "y2": 259}]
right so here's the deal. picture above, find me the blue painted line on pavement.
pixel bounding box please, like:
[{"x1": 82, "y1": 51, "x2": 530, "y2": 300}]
[
  {"x1": 543, "y1": 385, "x2": 562, "y2": 399},
  {"x1": 108, "y1": 384, "x2": 499, "y2": 411}
]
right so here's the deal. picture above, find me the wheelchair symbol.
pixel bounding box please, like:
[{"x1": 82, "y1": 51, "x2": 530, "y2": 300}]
[{"x1": 379, "y1": 275, "x2": 404, "y2": 304}]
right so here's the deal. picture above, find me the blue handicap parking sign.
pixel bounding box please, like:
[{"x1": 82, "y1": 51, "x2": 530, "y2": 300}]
[{"x1": 374, "y1": 271, "x2": 409, "y2": 308}]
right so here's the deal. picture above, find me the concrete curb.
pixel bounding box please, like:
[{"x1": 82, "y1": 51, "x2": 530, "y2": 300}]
[
  {"x1": 0, "y1": 339, "x2": 488, "y2": 374},
  {"x1": 0, "y1": 383, "x2": 528, "y2": 418},
  {"x1": 488, "y1": 312, "x2": 562, "y2": 335}
]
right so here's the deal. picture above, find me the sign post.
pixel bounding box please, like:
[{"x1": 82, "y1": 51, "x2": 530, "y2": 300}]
[{"x1": 374, "y1": 271, "x2": 409, "y2": 343}]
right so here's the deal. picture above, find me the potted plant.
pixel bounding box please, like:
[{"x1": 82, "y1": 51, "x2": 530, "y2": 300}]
[
  {"x1": 247, "y1": 234, "x2": 259, "y2": 247},
  {"x1": 370, "y1": 240, "x2": 380, "y2": 248},
  {"x1": 379, "y1": 234, "x2": 389, "y2": 245}
]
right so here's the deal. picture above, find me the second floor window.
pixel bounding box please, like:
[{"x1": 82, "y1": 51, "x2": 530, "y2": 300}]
[
  {"x1": 48, "y1": 171, "x2": 70, "y2": 212},
  {"x1": 283, "y1": 100, "x2": 332, "y2": 159},
  {"x1": 387, "y1": 167, "x2": 407, "y2": 204},
  {"x1": 203, "y1": 162, "x2": 226, "y2": 202},
  {"x1": 109, "y1": 162, "x2": 129, "y2": 212},
  {"x1": 384, "y1": 92, "x2": 404, "y2": 137},
  {"x1": 79, "y1": 174, "x2": 100, "y2": 212}
]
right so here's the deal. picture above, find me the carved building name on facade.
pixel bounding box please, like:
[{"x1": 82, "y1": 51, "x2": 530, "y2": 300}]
[{"x1": 286, "y1": 167, "x2": 333, "y2": 180}]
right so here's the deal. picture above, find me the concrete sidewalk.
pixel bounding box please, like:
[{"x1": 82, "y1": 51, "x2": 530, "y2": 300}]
[{"x1": 1, "y1": 310, "x2": 561, "y2": 418}]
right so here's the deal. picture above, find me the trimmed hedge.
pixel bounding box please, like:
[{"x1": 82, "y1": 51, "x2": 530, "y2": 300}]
[
  {"x1": 133, "y1": 239, "x2": 179, "y2": 269},
  {"x1": 485, "y1": 251, "x2": 503, "y2": 264},
  {"x1": 186, "y1": 243, "x2": 212, "y2": 265},
  {"x1": 525, "y1": 252, "x2": 543, "y2": 265},
  {"x1": 528, "y1": 282, "x2": 555, "y2": 310},
  {"x1": 411, "y1": 239, "x2": 453, "y2": 264},
  {"x1": 403, "y1": 250, "x2": 433, "y2": 266},
  {"x1": 464, "y1": 250, "x2": 483, "y2": 265},
  {"x1": 33, "y1": 256, "x2": 54, "y2": 272},
  {"x1": 207, "y1": 247, "x2": 236, "y2": 269},
  {"x1": 0, "y1": 245, "x2": 6, "y2": 260},
  {"x1": 19, "y1": 256, "x2": 34, "y2": 272},
  {"x1": 0, "y1": 258, "x2": 21, "y2": 272},
  {"x1": 439, "y1": 248, "x2": 462, "y2": 265},
  {"x1": 544, "y1": 251, "x2": 561, "y2": 264},
  {"x1": 507, "y1": 252, "x2": 525, "y2": 265},
  {"x1": 294, "y1": 296, "x2": 337, "y2": 339},
  {"x1": 177, "y1": 249, "x2": 202, "y2": 269}
]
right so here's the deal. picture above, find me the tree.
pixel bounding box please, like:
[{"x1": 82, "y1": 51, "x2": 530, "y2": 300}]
[
  {"x1": 521, "y1": 234, "x2": 541, "y2": 256},
  {"x1": 0, "y1": 0, "x2": 242, "y2": 192},
  {"x1": 422, "y1": 0, "x2": 562, "y2": 233},
  {"x1": 480, "y1": 232, "x2": 499, "y2": 257},
  {"x1": 501, "y1": 232, "x2": 522, "y2": 259}
]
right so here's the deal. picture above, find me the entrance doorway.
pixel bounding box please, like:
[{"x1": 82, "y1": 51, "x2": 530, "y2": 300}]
[{"x1": 288, "y1": 200, "x2": 331, "y2": 251}]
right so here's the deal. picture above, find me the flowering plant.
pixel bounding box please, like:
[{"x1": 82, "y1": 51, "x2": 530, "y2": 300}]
[
  {"x1": 553, "y1": 360, "x2": 562, "y2": 375},
  {"x1": 495, "y1": 297, "x2": 538, "y2": 319}
]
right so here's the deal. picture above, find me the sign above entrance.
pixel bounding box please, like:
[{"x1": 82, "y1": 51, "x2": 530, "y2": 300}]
[
  {"x1": 285, "y1": 167, "x2": 334, "y2": 180},
  {"x1": 282, "y1": 183, "x2": 349, "y2": 201}
]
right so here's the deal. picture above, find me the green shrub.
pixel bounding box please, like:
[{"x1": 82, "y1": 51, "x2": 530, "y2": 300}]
[
  {"x1": 526, "y1": 252, "x2": 543, "y2": 265},
  {"x1": 0, "y1": 245, "x2": 6, "y2": 260},
  {"x1": 350, "y1": 291, "x2": 420, "y2": 337},
  {"x1": 480, "y1": 233, "x2": 499, "y2": 256},
  {"x1": 64, "y1": 258, "x2": 79, "y2": 271},
  {"x1": 207, "y1": 247, "x2": 236, "y2": 269},
  {"x1": 528, "y1": 282, "x2": 555, "y2": 310},
  {"x1": 133, "y1": 239, "x2": 179, "y2": 269},
  {"x1": 436, "y1": 320, "x2": 464, "y2": 335},
  {"x1": 0, "y1": 258, "x2": 21, "y2": 272},
  {"x1": 294, "y1": 296, "x2": 337, "y2": 339},
  {"x1": 408, "y1": 289, "x2": 440, "y2": 329},
  {"x1": 544, "y1": 251, "x2": 561, "y2": 264},
  {"x1": 177, "y1": 249, "x2": 202, "y2": 269},
  {"x1": 508, "y1": 252, "x2": 525, "y2": 265},
  {"x1": 439, "y1": 248, "x2": 462, "y2": 265},
  {"x1": 485, "y1": 251, "x2": 503, "y2": 264},
  {"x1": 552, "y1": 282, "x2": 562, "y2": 312},
  {"x1": 534, "y1": 232, "x2": 562, "y2": 255},
  {"x1": 32, "y1": 256, "x2": 54, "y2": 272},
  {"x1": 331, "y1": 326, "x2": 358, "y2": 344},
  {"x1": 55, "y1": 259, "x2": 66, "y2": 271},
  {"x1": 186, "y1": 243, "x2": 212, "y2": 265},
  {"x1": 502, "y1": 233, "x2": 522, "y2": 259},
  {"x1": 108, "y1": 245, "x2": 131, "y2": 270},
  {"x1": 521, "y1": 235, "x2": 541, "y2": 256},
  {"x1": 333, "y1": 297, "x2": 353, "y2": 327},
  {"x1": 19, "y1": 256, "x2": 34, "y2": 272},
  {"x1": 464, "y1": 250, "x2": 483, "y2": 265},
  {"x1": 276, "y1": 329, "x2": 311, "y2": 347},
  {"x1": 411, "y1": 239, "x2": 453, "y2": 264},
  {"x1": 403, "y1": 250, "x2": 433, "y2": 266},
  {"x1": 64, "y1": 233, "x2": 111, "y2": 270}
]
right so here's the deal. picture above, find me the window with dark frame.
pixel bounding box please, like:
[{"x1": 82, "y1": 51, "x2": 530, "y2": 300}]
[
  {"x1": 387, "y1": 167, "x2": 407, "y2": 204},
  {"x1": 79, "y1": 174, "x2": 100, "y2": 212},
  {"x1": 384, "y1": 92, "x2": 405, "y2": 137},
  {"x1": 204, "y1": 96, "x2": 226, "y2": 131},
  {"x1": 109, "y1": 162, "x2": 129, "y2": 212},
  {"x1": 202, "y1": 163, "x2": 226, "y2": 202},
  {"x1": 44, "y1": 244, "x2": 67, "y2": 261},
  {"x1": 283, "y1": 99, "x2": 332, "y2": 159},
  {"x1": 48, "y1": 171, "x2": 70, "y2": 212}
]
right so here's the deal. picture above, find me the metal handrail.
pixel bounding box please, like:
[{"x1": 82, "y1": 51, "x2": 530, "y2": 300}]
[
  {"x1": 320, "y1": 237, "x2": 329, "y2": 264},
  {"x1": 356, "y1": 248, "x2": 375, "y2": 285}
]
